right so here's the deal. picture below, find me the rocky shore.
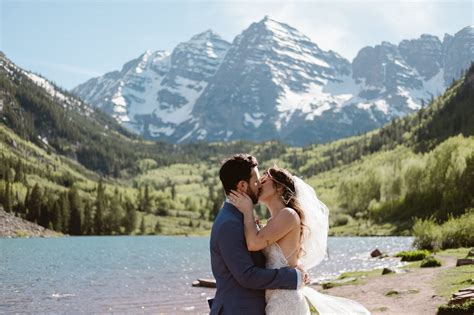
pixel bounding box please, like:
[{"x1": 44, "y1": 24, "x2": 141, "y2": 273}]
[{"x1": 0, "y1": 208, "x2": 62, "y2": 237}]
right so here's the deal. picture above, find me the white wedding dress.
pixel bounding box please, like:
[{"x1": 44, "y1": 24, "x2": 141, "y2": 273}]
[
  {"x1": 263, "y1": 242, "x2": 371, "y2": 315},
  {"x1": 262, "y1": 176, "x2": 371, "y2": 315}
]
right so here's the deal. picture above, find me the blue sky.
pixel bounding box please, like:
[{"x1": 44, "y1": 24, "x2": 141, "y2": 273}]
[{"x1": 1, "y1": 0, "x2": 472, "y2": 89}]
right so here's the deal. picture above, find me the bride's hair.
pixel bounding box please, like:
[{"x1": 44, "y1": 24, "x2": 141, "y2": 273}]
[{"x1": 267, "y1": 166, "x2": 306, "y2": 260}]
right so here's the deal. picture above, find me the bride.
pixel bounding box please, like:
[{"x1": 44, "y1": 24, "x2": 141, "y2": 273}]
[{"x1": 228, "y1": 166, "x2": 370, "y2": 315}]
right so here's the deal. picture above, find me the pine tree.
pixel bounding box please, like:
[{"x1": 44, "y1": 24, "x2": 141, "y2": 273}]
[
  {"x1": 59, "y1": 192, "x2": 70, "y2": 234},
  {"x1": 123, "y1": 198, "x2": 137, "y2": 235},
  {"x1": 136, "y1": 186, "x2": 143, "y2": 212},
  {"x1": 38, "y1": 192, "x2": 52, "y2": 228},
  {"x1": 6, "y1": 167, "x2": 14, "y2": 183},
  {"x1": 140, "y1": 216, "x2": 146, "y2": 235},
  {"x1": 22, "y1": 187, "x2": 30, "y2": 219},
  {"x1": 0, "y1": 181, "x2": 4, "y2": 209},
  {"x1": 154, "y1": 219, "x2": 162, "y2": 234},
  {"x1": 51, "y1": 199, "x2": 63, "y2": 232},
  {"x1": 4, "y1": 181, "x2": 12, "y2": 212},
  {"x1": 185, "y1": 196, "x2": 192, "y2": 210},
  {"x1": 14, "y1": 159, "x2": 25, "y2": 184},
  {"x1": 143, "y1": 184, "x2": 152, "y2": 214},
  {"x1": 199, "y1": 208, "x2": 207, "y2": 220},
  {"x1": 461, "y1": 154, "x2": 474, "y2": 207},
  {"x1": 171, "y1": 184, "x2": 176, "y2": 200},
  {"x1": 210, "y1": 200, "x2": 221, "y2": 221},
  {"x1": 83, "y1": 200, "x2": 93, "y2": 235},
  {"x1": 13, "y1": 191, "x2": 25, "y2": 216},
  {"x1": 108, "y1": 187, "x2": 123, "y2": 235},
  {"x1": 26, "y1": 183, "x2": 41, "y2": 223},
  {"x1": 94, "y1": 178, "x2": 106, "y2": 235},
  {"x1": 68, "y1": 186, "x2": 82, "y2": 235},
  {"x1": 209, "y1": 189, "x2": 225, "y2": 221}
]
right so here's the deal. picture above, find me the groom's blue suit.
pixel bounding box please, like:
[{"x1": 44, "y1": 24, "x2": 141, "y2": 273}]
[{"x1": 209, "y1": 202, "x2": 297, "y2": 315}]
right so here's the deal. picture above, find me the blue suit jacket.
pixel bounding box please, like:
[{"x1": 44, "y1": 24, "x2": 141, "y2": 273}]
[{"x1": 209, "y1": 202, "x2": 297, "y2": 315}]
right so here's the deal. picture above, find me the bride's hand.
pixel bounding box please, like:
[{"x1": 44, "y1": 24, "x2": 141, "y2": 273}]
[
  {"x1": 296, "y1": 265, "x2": 311, "y2": 285},
  {"x1": 228, "y1": 190, "x2": 253, "y2": 214}
]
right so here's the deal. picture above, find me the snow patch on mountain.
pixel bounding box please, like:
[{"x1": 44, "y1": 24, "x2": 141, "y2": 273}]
[{"x1": 244, "y1": 113, "x2": 264, "y2": 128}]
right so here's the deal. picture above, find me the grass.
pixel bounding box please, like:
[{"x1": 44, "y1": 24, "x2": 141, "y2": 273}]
[
  {"x1": 329, "y1": 220, "x2": 400, "y2": 236},
  {"x1": 13, "y1": 228, "x2": 63, "y2": 238},
  {"x1": 436, "y1": 247, "x2": 473, "y2": 259},
  {"x1": 420, "y1": 256, "x2": 442, "y2": 267},
  {"x1": 136, "y1": 212, "x2": 213, "y2": 236},
  {"x1": 14, "y1": 230, "x2": 30, "y2": 237},
  {"x1": 435, "y1": 266, "x2": 474, "y2": 299},
  {"x1": 321, "y1": 247, "x2": 473, "y2": 291},
  {"x1": 395, "y1": 249, "x2": 431, "y2": 261},
  {"x1": 320, "y1": 268, "x2": 383, "y2": 289},
  {"x1": 434, "y1": 249, "x2": 474, "y2": 314}
]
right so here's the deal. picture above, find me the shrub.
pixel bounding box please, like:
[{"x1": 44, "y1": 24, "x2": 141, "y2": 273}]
[
  {"x1": 437, "y1": 300, "x2": 474, "y2": 315},
  {"x1": 413, "y1": 211, "x2": 474, "y2": 250},
  {"x1": 439, "y1": 211, "x2": 474, "y2": 249},
  {"x1": 396, "y1": 249, "x2": 430, "y2": 261},
  {"x1": 331, "y1": 213, "x2": 350, "y2": 227},
  {"x1": 420, "y1": 256, "x2": 442, "y2": 267},
  {"x1": 413, "y1": 217, "x2": 442, "y2": 250}
]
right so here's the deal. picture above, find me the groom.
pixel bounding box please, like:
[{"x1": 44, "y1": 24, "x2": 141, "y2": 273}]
[{"x1": 209, "y1": 154, "x2": 305, "y2": 315}]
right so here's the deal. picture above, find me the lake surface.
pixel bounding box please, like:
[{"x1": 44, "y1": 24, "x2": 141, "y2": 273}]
[{"x1": 1, "y1": 236, "x2": 414, "y2": 313}]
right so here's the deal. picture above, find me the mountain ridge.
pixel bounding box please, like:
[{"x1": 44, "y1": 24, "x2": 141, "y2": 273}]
[{"x1": 67, "y1": 20, "x2": 472, "y2": 145}]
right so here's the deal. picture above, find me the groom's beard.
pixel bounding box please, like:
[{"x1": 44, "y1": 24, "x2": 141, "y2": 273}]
[{"x1": 246, "y1": 187, "x2": 259, "y2": 205}]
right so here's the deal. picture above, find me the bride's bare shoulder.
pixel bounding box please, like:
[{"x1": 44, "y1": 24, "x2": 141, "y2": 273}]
[{"x1": 280, "y1": 207, "x2": 301, "y2": 225}]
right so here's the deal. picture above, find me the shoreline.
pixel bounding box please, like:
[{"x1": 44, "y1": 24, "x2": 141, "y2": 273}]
[
  {"x1": 306, "y1": 249, "x2": 472, "y2": 315},
  {"x1": 188, "y1": 249, "x2": 472, "y2": 314}
]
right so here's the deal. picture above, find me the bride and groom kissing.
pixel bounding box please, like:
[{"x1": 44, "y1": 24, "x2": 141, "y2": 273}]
[{"x1": 209, "y1": 154, "x2": 370, "y2": 315}]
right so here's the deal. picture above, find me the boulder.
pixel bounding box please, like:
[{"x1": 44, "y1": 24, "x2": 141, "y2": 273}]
[
  {"x1": 382, "y1": 268, "x2": 395, "y2": 275},
  {"x1": 371, "y1": 249, "x2": 382, "y2": 258}
]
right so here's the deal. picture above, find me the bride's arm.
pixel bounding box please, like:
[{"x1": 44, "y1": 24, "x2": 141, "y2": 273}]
[{"x1": 229, "y1": 191, "x2": 300, "y2": 251}]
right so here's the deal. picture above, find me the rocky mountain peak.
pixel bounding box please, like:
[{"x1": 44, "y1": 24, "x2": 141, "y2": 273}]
[
  {"x1": 189, "y1": 29, "x2": 222, "y2": 41},
  {"x1": 72, "y1": 22, "x2": 473, "y2": 146},
  {"x1": 443, "y1": 25, "x2": 474, "y2": 84}
]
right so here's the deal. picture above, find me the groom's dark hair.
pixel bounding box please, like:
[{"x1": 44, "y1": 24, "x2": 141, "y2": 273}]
[{"x1": 219, "y1": 154, "x2": 258, "y2": 195}]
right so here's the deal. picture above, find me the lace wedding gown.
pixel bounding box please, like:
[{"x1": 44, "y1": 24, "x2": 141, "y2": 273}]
[{"x1": 263, "y1": 242, "x2": 371, "y2": 315}]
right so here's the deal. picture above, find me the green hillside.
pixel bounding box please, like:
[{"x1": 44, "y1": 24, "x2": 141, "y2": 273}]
[{"x1": 0, "y1": 54, "x2": 472, "y2": 237}]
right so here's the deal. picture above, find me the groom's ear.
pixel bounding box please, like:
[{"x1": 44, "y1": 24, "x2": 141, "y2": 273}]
[{"x1": 236, "y1": 180, "x2": 248, "y2": 193}]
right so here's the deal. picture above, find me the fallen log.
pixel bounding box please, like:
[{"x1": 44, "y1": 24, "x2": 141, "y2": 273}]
[
  {"x1": 192, "y1": 278, "x2": 216, "y2": 288},
  {"x1": 456, "y1": 258, "x2": 474, "y2": 266}
]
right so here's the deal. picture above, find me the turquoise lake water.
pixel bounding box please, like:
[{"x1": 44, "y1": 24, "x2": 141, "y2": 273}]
[{"x1": 1, "y1": 236, "x2": 414, "y2": 313}]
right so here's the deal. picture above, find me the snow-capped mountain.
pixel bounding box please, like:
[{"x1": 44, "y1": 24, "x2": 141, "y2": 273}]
[
  {"x1": 73, "y1": 30, "x2": 231, "y2": 137},
  {"x1": 176, "y1": 17, "x2": 353, "y2": 143},
  {"x1": 73, "y1": 19, "x2": 474, "y2": 145}
]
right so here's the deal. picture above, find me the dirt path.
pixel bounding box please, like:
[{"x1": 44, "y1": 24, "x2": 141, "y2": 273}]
[
  {"x1": 311, "y1": 256, "x2": 456, "y2": 315},
  {"x1": 189, "y1": 256, "x2": 456, "y2": 314}
]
